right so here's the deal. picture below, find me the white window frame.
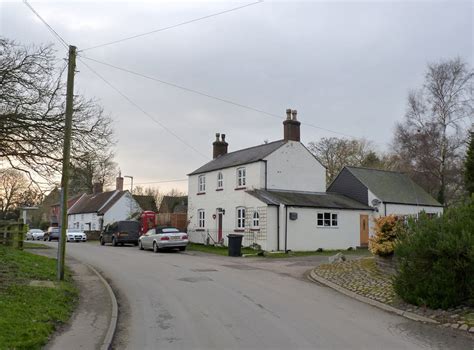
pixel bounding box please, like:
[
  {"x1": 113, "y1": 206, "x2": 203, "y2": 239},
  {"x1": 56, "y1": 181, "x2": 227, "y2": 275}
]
[
  {"x1": 198, "y1": 175, "x2": 206, "y2": 193},
  {"x1": 317, "y1": 212, "x2": 338, "y2": 227},
  {"x1": 217, "y1": 172, "x2": 223, "y2": 189},
  {"x1": 198, "y1": 209, "x2": 205, "y2": 228},
  {"x1": 236, "y1": 167, "x2": 246, "y2": 188},
  {"x1": 252, "y1": 211, "x2": 260, "y2": 229},
  {"x1": 236, "y1": 207, "x2": 246, "y2": 229}
]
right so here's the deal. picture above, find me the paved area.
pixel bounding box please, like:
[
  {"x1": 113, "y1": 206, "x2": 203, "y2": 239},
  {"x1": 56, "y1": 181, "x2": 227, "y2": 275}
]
[
  {"x1": 27, "y1": 247, "x2": 112, "y2": 350},
  {"x1": 312, "y1": 257, "x2": 474, "y2": 334},
  {"x1": 38, "y1": 242, "x2": 473, "y2": 349}
]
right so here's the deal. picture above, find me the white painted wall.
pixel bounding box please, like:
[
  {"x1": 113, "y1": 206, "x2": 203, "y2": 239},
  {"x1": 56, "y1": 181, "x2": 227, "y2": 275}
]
[
  {"x1": 285, "y1": 207, "x2": 371, "y2": 250},
  {"x1": 68, "y1": 212, "x2": 101, "y2": 231},
  {"x1": 103, "y1": 192, "x2": 141, "y2": 225},
  {"x1": 264, "y1": 141, "x2": 326, "y2": 192}
]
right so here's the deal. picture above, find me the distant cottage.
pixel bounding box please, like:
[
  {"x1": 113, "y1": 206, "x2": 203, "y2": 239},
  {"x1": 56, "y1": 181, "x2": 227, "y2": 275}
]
[{"x1": 187, "y1": 109, "x2": 443, "y2": 251}]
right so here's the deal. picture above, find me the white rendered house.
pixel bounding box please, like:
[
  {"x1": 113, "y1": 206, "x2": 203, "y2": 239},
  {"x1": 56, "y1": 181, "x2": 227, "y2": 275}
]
[{"x1": 187, "y1": 109, "x2": 374, "y2": 251}]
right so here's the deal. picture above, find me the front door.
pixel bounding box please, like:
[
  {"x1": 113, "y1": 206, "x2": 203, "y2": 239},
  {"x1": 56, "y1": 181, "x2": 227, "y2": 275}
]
[
  {"x1": 360, "y1": 214, "x2": 369, "y2": 247},
  {"x1": 217, "y1": 212, "x2": 223, "y2": 242}
]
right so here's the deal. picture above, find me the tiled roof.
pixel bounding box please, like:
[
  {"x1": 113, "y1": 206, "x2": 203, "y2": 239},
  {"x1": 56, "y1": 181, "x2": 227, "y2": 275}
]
[
  {"x1": 68, "y1": 190, "x2": 123, "y2": 215},
  {"x1": 247, "y1": 189, "x2": 373, "y2": 210},
  {"x1": 345, "y1": 166, "x2": 442, "y2": 206},
  {"x1": 188, "y1": 140, "x2": 286, "y2": 175}
]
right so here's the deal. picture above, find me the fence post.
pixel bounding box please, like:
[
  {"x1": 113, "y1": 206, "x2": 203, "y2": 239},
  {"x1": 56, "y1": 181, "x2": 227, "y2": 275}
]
[{"x1": 16, "y1": 223, "x2": 25, "y2": 250}]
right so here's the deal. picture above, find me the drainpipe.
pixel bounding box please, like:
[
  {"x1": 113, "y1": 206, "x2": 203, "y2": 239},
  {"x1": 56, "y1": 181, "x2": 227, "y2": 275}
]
[
  {"x1": 284, "y1": 205, "x2": 288, "y2": 253},
  {"x1": 384, "y1": 203, "x2": 387, "y2": 216},
  {"x1": 263, "y1": 160, "x2": 268, "y2": 190},
  {"x1": 276, "y1": 205, "x2": 280, "y2": 251}
]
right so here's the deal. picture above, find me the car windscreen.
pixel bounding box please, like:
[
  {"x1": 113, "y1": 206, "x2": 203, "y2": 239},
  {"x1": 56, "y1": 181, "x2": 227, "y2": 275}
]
[
  {"x1": 118, "y1": 221, "x2": 140, "y2": 233},
  {"x1": 159, "y1": 228, "x2": 180, "y2": 233}
]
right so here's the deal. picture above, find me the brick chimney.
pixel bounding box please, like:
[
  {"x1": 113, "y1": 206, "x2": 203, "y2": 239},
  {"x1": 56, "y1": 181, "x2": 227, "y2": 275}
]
[
  {"x1": 212, "y1": 133, "x2": 228, "y2": 159},
  {"x1": 283, "y1": 108, "x2": 301, "y2": 142},
  {"x1": 116, "y1": 171, "x2": 124, "y2": 191},
  {"x1": 93, "y1": 182, "x2": 103, "y2": 195}
]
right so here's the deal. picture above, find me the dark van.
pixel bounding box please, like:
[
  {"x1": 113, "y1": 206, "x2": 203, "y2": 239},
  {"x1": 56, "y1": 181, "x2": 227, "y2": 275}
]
[{"x1": 100, "y1": 220, "x2": 140, "y2": 246}]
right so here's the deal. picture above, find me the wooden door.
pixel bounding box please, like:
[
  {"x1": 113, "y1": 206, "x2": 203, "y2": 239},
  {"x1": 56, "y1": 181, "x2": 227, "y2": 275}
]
[
  {"x1": 217, "y1": 212, "x2": 223, "y2": 242},
  {"x1": 360, "y1": 214, "x2": 369, "y2": 247}
]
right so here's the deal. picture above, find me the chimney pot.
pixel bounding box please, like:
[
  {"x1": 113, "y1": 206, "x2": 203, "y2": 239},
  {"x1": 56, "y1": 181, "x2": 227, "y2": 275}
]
[
  {"x1": 221, "y1": 134, "x2": 226, "y2": 142},
  {"x1": 215, "y1": 133, "x2": 220, "y2": 141},
  {"x1": 286, "y1": 108, "x2": 292, "y2": 120},
  {"x1": 291, "y1": 109, "x2": 298, "y2": 120}
]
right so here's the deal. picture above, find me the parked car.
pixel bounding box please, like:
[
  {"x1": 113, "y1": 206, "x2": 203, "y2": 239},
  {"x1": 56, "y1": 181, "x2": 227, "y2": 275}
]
[
  {"x1": 67, "y1": 229, "x2": 87, "y2": 242},
  {"x1": 44, "y1": 227, "x2": 60, "y2": 241},
  {"x1": 100, "y1": 220, "x2": 140, "y2": 246},
  {"x1": 26, "y1": 229, "x2": 44, "y2": 241},
  {"x1": 138, "y1": 226, "x2": 188, "y2": 253}
]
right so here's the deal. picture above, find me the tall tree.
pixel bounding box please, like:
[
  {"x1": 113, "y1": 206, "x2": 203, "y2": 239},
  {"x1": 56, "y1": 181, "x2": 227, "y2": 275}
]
[
  {"x1": 0, "y1": 37, "x2": 114, "y2": 183},
  {"x1": 69, "y1": 152, "x2": 118, "y2": 195},
  {"x1": 465, "y1": 125, "x2": 474, "y2": 196},
  {"x1": 394, "y1": 58, "x2": 473, "y2": 205},
  {"x1": 308, "y1": 137, "x2": 377, "y2": 184},
  {"x1": 0, "y1": 169, "x2": 42, "y2": 219}
]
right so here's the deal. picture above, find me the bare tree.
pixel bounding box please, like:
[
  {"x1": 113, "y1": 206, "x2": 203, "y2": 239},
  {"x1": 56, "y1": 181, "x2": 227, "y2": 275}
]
[
  {"x1": 308, "y1": 137, "x2": 377, "y2": 184},
  {"x1": 394, "y1": 57, "x2": 473, "y2": 205},
  {"x1": 0, "y1": 37, "x2": 114, "y2": 184},
  {"x1": 0, "y1": 168, "x2": 42, "y2": 219}
]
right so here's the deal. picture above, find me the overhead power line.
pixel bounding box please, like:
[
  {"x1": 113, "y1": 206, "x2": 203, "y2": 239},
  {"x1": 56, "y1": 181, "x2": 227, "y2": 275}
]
[
  {"x1": 80, "y1": 0, "x2": 263, "y2": 52},
  {"x1": 23, "y1": 0, "x2": 69, "y2": 49},
  {"x1": 80, "y1": 55, "x2": 359, "y2": 139},
  {"x1": 78, "y1": 58, "x2": 211, "y2": 160}
]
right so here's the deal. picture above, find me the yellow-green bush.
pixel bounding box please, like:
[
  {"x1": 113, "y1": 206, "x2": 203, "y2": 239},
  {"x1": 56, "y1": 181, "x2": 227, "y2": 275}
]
[{"x1": 369, "y1": 215, "x2": 405, "y2": 256}]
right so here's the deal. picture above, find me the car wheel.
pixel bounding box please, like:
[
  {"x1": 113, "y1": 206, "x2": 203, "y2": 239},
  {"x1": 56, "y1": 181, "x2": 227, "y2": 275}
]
[
  {"x1": 112, "y1": 237, "x2": 118, "y2": 247},
  {"x1": 100, "y1": 237, "x2": 105, "y2": 246},
  {"x1": 138, "y1": 240, "x2": 144, "y2": 250},
  {"x1": 153, "y1": 241, "x2": 159, "y2": 253},
  {"x1": 179, "y1": 246, "x2": 186, "y2": 252},
  {"x1": 48, "y1": 236, "x2": 52, "y2": 242}
]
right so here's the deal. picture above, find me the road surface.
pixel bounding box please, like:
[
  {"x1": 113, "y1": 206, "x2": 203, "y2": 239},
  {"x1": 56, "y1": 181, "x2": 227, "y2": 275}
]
[{"x1": 43, "y1": 242, "x2": 473, "y2": 350}]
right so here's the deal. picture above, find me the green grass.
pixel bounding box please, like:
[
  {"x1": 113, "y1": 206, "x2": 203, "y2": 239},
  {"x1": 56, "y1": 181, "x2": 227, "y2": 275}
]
[
  {"x1": 22, "y1": 242, "x2": 51, "y2": 249},
  {"x1": 0, "y1": 245, "x2": 78, "y2": 349},
  {"x1": 187, "y1": 243, "x2": 370, "y2": 258}
]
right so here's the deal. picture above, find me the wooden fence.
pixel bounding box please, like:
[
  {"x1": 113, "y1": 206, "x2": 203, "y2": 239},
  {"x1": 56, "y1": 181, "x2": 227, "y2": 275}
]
[
  {"x1": 156, "y1": 213, "x2": 187, "y2": 232},
  {"x1": 0, "y1": 221, "x2": 26, "y2": 250}
]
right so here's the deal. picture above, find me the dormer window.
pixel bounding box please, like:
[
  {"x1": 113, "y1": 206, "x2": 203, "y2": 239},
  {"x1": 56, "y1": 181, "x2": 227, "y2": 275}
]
[
  {"x1": 198, "y1": 175, "x2": 206, "y2": 193},
  {"x1": 217, "y1": 172, "x2": 223, "y2": 190},
  {"x1": 236, "y1": 167, "x2": 246, "y2": 188}
]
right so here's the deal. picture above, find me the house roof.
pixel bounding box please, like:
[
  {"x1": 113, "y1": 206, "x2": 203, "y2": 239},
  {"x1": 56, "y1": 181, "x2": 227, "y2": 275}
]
[
  {"x1": 344, "y1": 166, "x2": 442, "y2": 206},
  {"x1": 158, "y1": 196, "x2": 188, "y2": 213},
  {"x1": 68, "y1": 190, "x2": 124, "y2": 215},
  {"x1": 247, "y1": 189, "x2": 373, "y2": 210},
  {"x1": 188, "y1": 140, "x2": 286, "y2": 175},
  {"x1": 98, "y1": 191, "x2": 127, "y2": 215},
  {"x1": 51, "y1": 193, "x2": 83, "y2": 208},
  {"x1": 133, "y1": 195, "x2": 158, "y2": 212}
]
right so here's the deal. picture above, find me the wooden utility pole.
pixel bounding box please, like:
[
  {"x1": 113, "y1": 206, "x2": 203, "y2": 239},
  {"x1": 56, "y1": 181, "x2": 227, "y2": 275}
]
[{"x1": 58, "y1": 45, "x2": 77, "y2": 281}]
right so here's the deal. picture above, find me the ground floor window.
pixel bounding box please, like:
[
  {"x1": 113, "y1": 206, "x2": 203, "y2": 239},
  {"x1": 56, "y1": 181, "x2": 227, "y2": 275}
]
[
  {"x1": 198, "y1": 209, "x2": 205, "y2": 228},
  {"x1": 252, "y1": 211, "x2": 260, "y2": 228},
  {"x1": 236, "y1": 207, "x2": 246, "y2": 228},
  {"x1": 317, "y1": 212, "x2": 338, "y2": 227}
]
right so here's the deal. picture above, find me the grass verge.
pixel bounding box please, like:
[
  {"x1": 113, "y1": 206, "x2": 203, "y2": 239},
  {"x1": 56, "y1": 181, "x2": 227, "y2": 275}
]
[
  {"x1": 187, "y1": 243, "x2": 257, "y2": 256},
  {"x1": 0, "y1": 245, "x2": 78, "y2": 349},
  {"x1": 23, "y1": 242, "x2": 51, "y2": 249}
]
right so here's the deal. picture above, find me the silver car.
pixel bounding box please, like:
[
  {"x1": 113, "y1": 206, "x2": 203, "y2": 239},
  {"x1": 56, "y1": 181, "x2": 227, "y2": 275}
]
[
  {"x1": 138, "y1": 226, "x2": 188, "y2": 253},
  {"x1": 26, "y1": 229, "x2": 44, "y2": 240}
]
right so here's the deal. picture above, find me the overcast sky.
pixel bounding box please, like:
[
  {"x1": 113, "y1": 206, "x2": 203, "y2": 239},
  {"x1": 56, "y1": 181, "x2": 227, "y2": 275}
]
[{"x1": 1, "y1": 0, "x2": 473, "y2": 193}]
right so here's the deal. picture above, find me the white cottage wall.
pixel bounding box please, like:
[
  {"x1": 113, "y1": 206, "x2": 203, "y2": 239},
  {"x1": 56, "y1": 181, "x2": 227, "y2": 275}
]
[
  {"x1": 285, "y1": 207, "x2": 370, "y2": 250},
  {"x1": 103, "y1": 192, "x2": 141, "y2": 225},
  {"x1": 264, "y1": 141, "x2": 326, "y2": 192}
]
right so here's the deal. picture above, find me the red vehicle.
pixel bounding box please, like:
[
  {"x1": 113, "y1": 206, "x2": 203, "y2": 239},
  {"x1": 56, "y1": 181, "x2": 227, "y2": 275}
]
[{"x1": 140, "y1": 211, "x2": 157, "y2": 235}]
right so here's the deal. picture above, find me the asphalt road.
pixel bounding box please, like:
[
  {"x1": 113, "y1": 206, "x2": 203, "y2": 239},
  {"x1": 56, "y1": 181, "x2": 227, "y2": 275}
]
[{"x1": 46, "y1": 241, "x2": 473, "y2": 350}]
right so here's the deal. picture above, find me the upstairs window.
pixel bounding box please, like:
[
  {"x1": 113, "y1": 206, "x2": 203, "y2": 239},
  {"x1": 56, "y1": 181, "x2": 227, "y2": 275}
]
[
  {"x1": 317, "y1": 212, "x2": 338, "y2": 227},
  {"x1": 237, "y1": 167, "x2": 246, "y2": 187},
  {"x1": 236, "y1": 207, "x2": 246, "y2": 229},
  {"x1": 198, "y1": 209, "x2": 205, "y2": 228},
  {"x1": 217, "y1": 172, "x2": 223, "y2": 189},
  {"x1": 198, "y1": 175, "x2": 206, "y2": 193},
  {"x1": 252, "y1": 211, "x2": 260, "y2": 229}
]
